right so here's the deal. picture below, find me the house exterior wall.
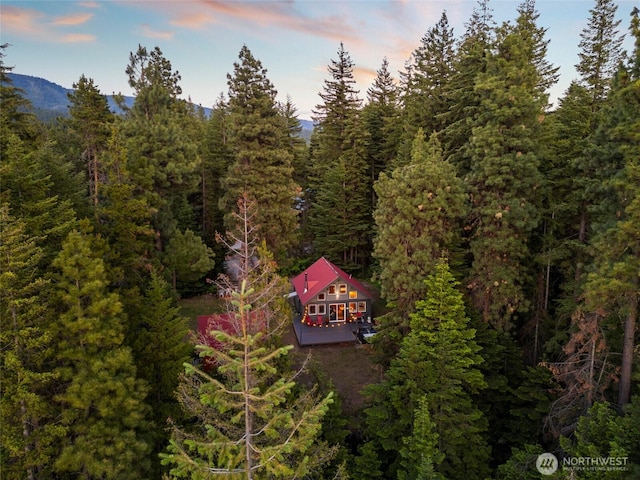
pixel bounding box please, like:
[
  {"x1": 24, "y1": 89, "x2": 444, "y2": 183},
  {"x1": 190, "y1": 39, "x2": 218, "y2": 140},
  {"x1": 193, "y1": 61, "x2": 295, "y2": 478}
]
[{"x1": 302, "y1": 281, "x2": 371, "y2": 324}]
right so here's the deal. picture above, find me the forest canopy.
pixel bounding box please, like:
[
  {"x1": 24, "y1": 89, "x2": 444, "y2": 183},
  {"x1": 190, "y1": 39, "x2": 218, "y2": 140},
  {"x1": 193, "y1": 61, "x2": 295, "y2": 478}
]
[{"x1": 1, "y1": 1, "x2": 639, "y2": 478}]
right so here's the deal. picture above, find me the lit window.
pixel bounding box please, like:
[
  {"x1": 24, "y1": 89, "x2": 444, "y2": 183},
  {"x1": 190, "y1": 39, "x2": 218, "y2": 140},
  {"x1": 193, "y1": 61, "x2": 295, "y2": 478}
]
[
  {"x1": 339, "y1": 284, "x2": 347, "y2": 294},
  {"x1": 358, "y1": 302, "x2": 366, "y2": 312},
  {"x1": 328, "y1": 285, "x2": 336, "y2": 294},
  {"x1": 349, "y1": 302, "x2": 357, "y2": 312},
  {"x1": 349, "y1": 290, "x2": 357, "y2": 299}
]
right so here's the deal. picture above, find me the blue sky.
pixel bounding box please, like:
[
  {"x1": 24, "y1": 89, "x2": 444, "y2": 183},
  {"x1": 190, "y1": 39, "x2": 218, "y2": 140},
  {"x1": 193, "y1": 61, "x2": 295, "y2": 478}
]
[{"x1": 1, "y1": 1, "x2": 637, "y2": 119}]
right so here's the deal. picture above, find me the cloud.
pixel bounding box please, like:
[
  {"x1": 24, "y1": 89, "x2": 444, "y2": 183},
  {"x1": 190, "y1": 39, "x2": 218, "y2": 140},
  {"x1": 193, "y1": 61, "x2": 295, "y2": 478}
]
[
  {"x1": 60, "y1": 33, "x2": 97, "y2": 43},
  {"x1": 140, "y1": 24, "x2": 175, "y2": 40},
  {"x1": 169, "y1": 12, "x2": 216, "y2": 30},
  {"x1": 79, "y1": 1, "x2": 101, "y2": 8},
  {"x1": 53, "y1": 13, "x2": 93, "y2": 26},
  {"x1": 1, "y1": 4, "x2": 96, "y2": 43},
  {"x1": 162, "y1": 0, "x2": 364, "y2": 46},
  {"x1": 1, "y1": 5, "x2": 45, "y2": 37}
]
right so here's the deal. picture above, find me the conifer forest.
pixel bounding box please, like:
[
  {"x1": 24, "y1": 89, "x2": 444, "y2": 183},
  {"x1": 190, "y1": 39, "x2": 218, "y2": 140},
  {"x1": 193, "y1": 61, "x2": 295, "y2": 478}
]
[{"x1": 2, "y1": 0, "x2": 640, "y2": 478}]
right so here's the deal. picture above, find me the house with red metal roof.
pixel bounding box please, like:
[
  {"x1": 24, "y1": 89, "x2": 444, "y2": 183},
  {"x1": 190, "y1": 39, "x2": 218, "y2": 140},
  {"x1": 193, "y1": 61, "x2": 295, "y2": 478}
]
[{"x1": 290, "y1": 257, "x2": 375, "y2": 346}]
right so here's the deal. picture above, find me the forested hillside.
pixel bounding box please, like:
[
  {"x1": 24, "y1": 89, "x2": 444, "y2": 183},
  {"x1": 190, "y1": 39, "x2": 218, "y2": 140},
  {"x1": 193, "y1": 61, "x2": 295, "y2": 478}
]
[{"x1": 1, "y1": 0, "x2": 639, "y2": 478}]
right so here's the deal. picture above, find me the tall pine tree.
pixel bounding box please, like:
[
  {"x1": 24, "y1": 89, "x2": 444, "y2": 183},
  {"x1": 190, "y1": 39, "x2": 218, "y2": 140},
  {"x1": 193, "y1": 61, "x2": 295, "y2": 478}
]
[
  {"x1": 396, "y1": 11, "x2": 456, "y2": 167},
  {"x1": 0, "y1": 206, "x2": 61, "y2": 479},
  {"x1": 373, "y1": 130, "x2": 467, "y2": 318},
  {"x1": 65, "y1": 74, "x2": 114, "y2": 206},
  {"x1": 162, "y1": 196, "x2": 333, "y2": 478},
  {"x1": 363, "y1": 258, "x2": 489, "y2": 480},
  {"x1": 310, "y1": 43, "x2": 371, "y2": 271},
  {"x1": 220, "y1": 46, "x2": 299, "y2": 263},
  {"x1": 51, "y1": 230, "x2": 151, "y2": 479},
  {"x1": 465, "y1": 15, "x2": 547, "y2": 332}
]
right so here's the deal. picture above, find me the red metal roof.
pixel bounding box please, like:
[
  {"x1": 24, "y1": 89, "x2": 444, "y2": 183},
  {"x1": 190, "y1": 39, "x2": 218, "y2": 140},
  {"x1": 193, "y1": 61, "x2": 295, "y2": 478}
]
[{"x1": 291, "y1": 257, "x2": 373, "y2": 305}]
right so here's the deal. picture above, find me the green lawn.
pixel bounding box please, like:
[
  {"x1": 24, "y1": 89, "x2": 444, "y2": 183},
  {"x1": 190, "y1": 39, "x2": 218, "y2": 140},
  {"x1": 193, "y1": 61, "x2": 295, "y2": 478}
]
[{"x1": 178, "y1": 294, "x2": 224, "y2": 331}]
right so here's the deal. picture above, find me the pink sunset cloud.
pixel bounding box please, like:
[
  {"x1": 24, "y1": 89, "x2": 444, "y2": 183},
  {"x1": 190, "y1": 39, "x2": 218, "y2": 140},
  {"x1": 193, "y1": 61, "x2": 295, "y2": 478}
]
[
  {"x1": 60, "y1": 33, "x2": 97, "y2": 43},
  {"x1": 1, "y1": 5, "x2": 45, "y2": 37},
  {"x1": 140, "y1": 24, "x2": 175, "y2": 40},
  {"x1": 169, "y1": 12, "x2": 216, "y2": 30},
  {"x1": 1, "y1": 4, "x2": 96, "y2": 43},
  {"x1": 53, "y1": 12, "x2": 93, "y2": 26},
  {"x1": 148, "y1": 0, "x2": 364, "y2": 46}
]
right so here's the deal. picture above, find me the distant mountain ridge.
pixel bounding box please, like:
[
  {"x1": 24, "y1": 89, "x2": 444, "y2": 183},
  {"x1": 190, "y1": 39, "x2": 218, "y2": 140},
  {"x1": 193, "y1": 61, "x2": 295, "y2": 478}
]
[
  {"x1": 6, "y1": 73, "x2": 314, "y2": 137},
  {"x1": 7, "y1": 73, "x2": 135, "y2": 117}
]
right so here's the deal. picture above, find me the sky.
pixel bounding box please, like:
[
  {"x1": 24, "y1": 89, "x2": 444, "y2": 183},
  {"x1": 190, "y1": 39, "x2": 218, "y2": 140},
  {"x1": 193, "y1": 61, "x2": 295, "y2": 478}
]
[{"x1": 1, "y1": 0, "x2": 637, "y2": 119}]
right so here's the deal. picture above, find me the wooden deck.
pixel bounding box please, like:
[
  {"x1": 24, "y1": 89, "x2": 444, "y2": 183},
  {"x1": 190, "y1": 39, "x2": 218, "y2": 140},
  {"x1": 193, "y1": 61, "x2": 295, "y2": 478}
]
[{"x1": 292, "y1": 316, "x2": 362, "y2": 346}]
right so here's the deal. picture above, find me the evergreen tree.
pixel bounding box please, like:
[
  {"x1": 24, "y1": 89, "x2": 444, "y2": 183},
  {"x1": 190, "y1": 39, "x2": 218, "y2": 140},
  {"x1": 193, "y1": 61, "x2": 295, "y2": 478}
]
[
  {"x1": 570, "y1": 0, "x2": 625, "y2": 285},
  {"x1": 311, "y1": 42, "x2": 362, "y2": 165},
  {"x1": 547, "y1": 12, "x2": 639, "y2": 436},
  {"x1": 1, "y1": 124, "x2": 77, "y2": 266},
  {"x1": 65, "y1": 74, "x2": 114, "y2": 206},
  {"x1": 441, "y1": 0, "x2": 494, "y2": 174},
  {"x1": 199, "y1": 94, "x2": 233, "y2": 250},
  {"x1": 220, "y1": 46, "x2": 299, "y2": 262},
  {"x1": 576, "y1": 0, "x2": 624, "y2": 106},
  {"x1": 311, "y1": 112, "x2": 371, "y2": 272},
  {"x1": 125, "y1": 44, "x2": 183, "y2": 119},
  {"x1": 465, "y1": 18, "x2": 546, "y2": 332},
  {"x1": 51, "y1": 230, "x2": 151, "y2": 479},
  {"x1": 0, "y1": 206, "x2": 61, "y2": 479},
  {"x1": 309, "y1": 43, "x2": 371, "y2": 271},
  {"x1": 163, "y1": 228, "x2": 215, "y2": 291},
  {"x1": 162, "y1": 196, "x2": 333, "y2": 478},
  {"x1": 0, "y1": 44, "x2": 37, "y2": 149},
  {"x1": 363, "y1": 57, "x2": 401, "y2": 187},
  {"x1": 544, "y1": 82, "x2": 593, "y2": 315},
  {"x1": 373, "y1": 130, "x2": 467, "y2": 318},
  {"x1": 95, "y1": 126, "x2": 157, "y2": 283},
  {"x1": 396, "y1": 11, "x2": 456, "y2": 166},
  {"x1": 560, "y1": 400, "x2": 640, "y2": 479},
  {"x1": 494, "y1": 443, "x2": 550, "y2": 480},
  {"x1": 397, "y1": 396, "x2": 445, "y2": 480},
  {"x1": 278, "y1": 95, "x2": 309, "y2": 191},
  {"x1": 363, "y1": 259, "x2": 489, "y2": 479},
  {"x1": 513, "y1": 0, "x2": 560, "y2": 103},
  {"x1": 582, "y1": 12, "x2": 640, "y2": 408},
  {"x1": 121, "y1": 45, "x2": 200, "y2": 251},
  {"x1": 129, "y1": 272, "x2": 193, "y2": 477}
]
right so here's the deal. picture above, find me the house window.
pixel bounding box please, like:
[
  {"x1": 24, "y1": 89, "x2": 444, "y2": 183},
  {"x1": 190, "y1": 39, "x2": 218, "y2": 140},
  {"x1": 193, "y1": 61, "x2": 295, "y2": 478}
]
[
  {"x1": 339, "y1": 284, "x2": 347, "y2": 294},
  {"x1": 308, "y1": 304, "x2": 317, "y2": 316},
  {"x1": 318, "y1": 304, "x2": 326, "y2": 315},
  {"x1": 358, "y1": 302, "x2": 367, "y2": 312},
  {"x1": 328, "y1": 285, "x2": 336, "y2": 294},
  {"x1": 349, "y1": 290, "x2": 357, "y2": 299},
  {"x1": 349, "y1": 302, "x2": 357, "y2": 313},
  {"x1": 329, "y1": 303, "x2": 346, "y2": 321},
  {"x1": 317, "y1": 292, "x2": 326, "y2": 301}
]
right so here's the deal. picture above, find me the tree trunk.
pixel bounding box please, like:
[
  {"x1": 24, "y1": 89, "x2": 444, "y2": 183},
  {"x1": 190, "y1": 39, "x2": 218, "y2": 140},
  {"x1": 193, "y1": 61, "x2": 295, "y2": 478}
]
[
  {"x1": 618, "y1": 280, "x2": 637, "y2": 408},
  {"x1": 575, "y1": 207, "x2": 587, "y2": 285}
]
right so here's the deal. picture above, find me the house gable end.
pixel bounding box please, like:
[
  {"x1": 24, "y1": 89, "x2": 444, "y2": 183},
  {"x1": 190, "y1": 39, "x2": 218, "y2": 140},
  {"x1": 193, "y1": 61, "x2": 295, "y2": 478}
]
[{"x1": 291, "y1": 257, "x2": 372, "y2": 305}]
